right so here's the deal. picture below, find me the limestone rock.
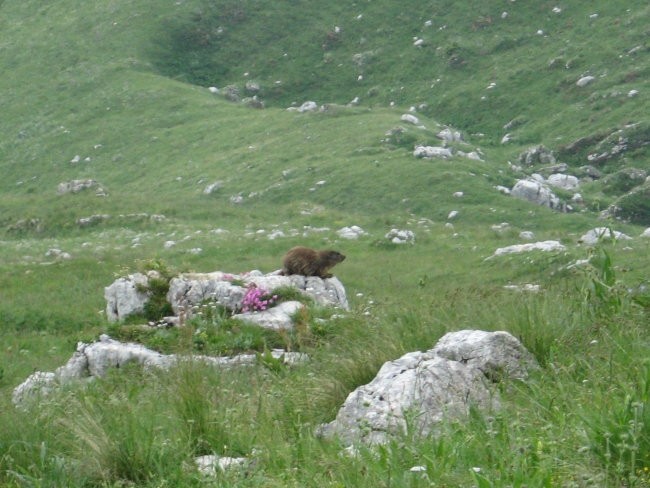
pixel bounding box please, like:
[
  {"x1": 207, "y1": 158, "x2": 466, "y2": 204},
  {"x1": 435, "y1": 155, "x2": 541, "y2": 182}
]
[
  {"x1": 337, "y1": 225, "x2": 367, "y2": 239},
  {"x1": 431, "y1": 330, "x2": 538, "y2": 381},
  {"x1": 318, "y1": 330, "x2": 537, "y2": 445},
  {"x1": 511, "y1": 179, "x2": 565, "y2": 211},
  {"x1": 232, "y1": 301, "x2": 305, "y2": 330},
  {"x1": 104, "y1": 273, "x2": 150, "y2": 322},
  {"x1": 518, "y1": 145, "x2": 556, "y2": 166},
  {"x1": 413, "y1": 145, "x2": 453, "y2": 159},
  {"x1": 489, "y1": 240, "x2": 566, "y2": 257},
  {"x1": 578, "y1": 227, "x2": 632, "y2": 246},
  {"x1": 547, "y1": 173, "x2": 579, "y2": 190},
  {"x1": 385, "y1": 228, "x2": 415, "y2": 244},
  {"x1": 167, "y1": 272, "x2": 349, "y2": 318},
  {"x1": 13, "y1": 336, "x2": 308, "y2": 408}
]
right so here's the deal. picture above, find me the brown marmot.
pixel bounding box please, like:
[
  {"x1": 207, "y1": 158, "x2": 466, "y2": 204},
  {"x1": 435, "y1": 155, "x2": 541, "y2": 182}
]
[{"x1": 280, "y1": 246, "x2": 345, "y2": 279}]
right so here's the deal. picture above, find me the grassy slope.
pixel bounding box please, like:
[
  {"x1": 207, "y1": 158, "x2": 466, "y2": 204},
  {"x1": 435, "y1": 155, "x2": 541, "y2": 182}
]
[{"x1": 0, "y1": 0, "x2": 649, "y2": 486}]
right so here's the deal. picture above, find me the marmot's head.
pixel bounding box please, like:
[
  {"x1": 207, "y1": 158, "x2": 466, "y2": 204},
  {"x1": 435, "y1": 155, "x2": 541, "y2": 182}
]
[{"x1": 323, "y1": 250, "x2": 346, "y2": 264}]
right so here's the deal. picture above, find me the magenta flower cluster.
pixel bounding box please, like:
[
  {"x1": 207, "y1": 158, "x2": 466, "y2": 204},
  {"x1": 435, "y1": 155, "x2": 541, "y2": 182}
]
[{"x1": 241, "y1": 284, "x2": 278, "y2": 313}]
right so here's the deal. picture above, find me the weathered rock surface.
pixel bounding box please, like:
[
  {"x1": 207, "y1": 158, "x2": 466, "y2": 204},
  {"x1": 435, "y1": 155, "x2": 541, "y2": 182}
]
[
  {"x1": 518, "y1": 145, "x2": 556, "y2": 166},
  {"x1": 232, "y1": 301, "x2": 305, "y2": 330},
  {"x1": 488, "y1": 240, "x2": 567, "y2": 258},
  {"x1": 104, "y1": 273, "x2": 150, "y2": 321},
  {"x1": 167, "y1": 271, "x2": 349, "y2": 318},
  {"x1": 578, "y1": 227, "x2": 632, "y2": 246},
  {"x1": 318, "y1": 330, "x2": 537, "y2": 445},
  {"x1": 511, "y1": 179, "x2": 565, "y2": 211},
  {"x1": 105, "y1": 270, "x2": 348, "y2": 323},
  {"x1": 413, "y1": 145, "x2": 453, "y2": 159},
  {"x1": 12, "y1": 335, "x2": 308, "y2": 409}
]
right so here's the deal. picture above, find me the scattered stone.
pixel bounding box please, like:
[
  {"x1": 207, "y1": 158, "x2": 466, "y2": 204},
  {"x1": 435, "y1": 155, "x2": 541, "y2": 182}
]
[
  {"x1": 195, "y1": 455, "x2": 248, "y2": 476},
  {"x1": 519, "y1": 231, "x2": 535, "y2": 240},
  {"x1": 337, "y1": 225, "x2": 367, "y2": 239},
  {"x1": 578, "y1": 227, "x2": 632, "y2": 246},
  {"x1": 503, "y1": 284, "x2": 541, "y2": 292},
  {"x1": 414, "y1": 145, "x2": 452, "y2": 159},
  {"x1": 437, "y1": 128, "x2": 462, "y2": 143},
  {"x1": 232, "y1": 301, "x2": 305, "y2": 330},
  {"x1": 45, "y1": 248, "x2": 72, "y2": 260},
  {"x1": 518, "y1": 145, "x2": 556, "y2": 166},
  {"x1": 488, "y1": 240, "x2": 566, "y2": 258},
  {"x1": 57, "y1": 179, "x2": 101, "y2": 195},
  {"x1": 77, "y1": 214, "x2": 110, "y2": 227},
  {"x1": 297, "y1": 101, "x2": 319, "y2": 113},
  {"x1": 448, "y1": 210, "x2": 459, "y2": 220},
  {"x1": 576, "y1": 75, "x2": 596, "y2": 87},
  {"x1": 401, "y1": 114, "x2": 420, "y2": 125},
  {"x1": 491, "y1": 223, "x2": 510, "y2": 234},
  {"x1": 385, "y1": 228, "x2": 415, "y2": 244},
  {"x1": 547, "y1": 173, "x2": 579, "y2": 190},
  {"x1": 511, "y1": 179, "x2": 565, "y2": 211},
  {"x1": 203, "y1": 181, "x2": 223, "y2": 195}
]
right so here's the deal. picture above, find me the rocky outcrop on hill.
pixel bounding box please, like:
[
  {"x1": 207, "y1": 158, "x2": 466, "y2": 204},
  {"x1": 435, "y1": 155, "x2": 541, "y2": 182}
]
[
  {"x1": 105, "y1": 270, "x2": 349, "y2": 324},
  {"x1": 318, "y1": 330, "x2": 538, "y2": 445},
  {"x1": 12, "y1": 335, "x2": 308, "y2": 409}
]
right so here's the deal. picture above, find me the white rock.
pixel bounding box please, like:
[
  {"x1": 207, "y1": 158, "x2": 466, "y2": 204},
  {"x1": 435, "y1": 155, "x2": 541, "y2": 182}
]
[
  {"x1": 641, "y1": 228, "x2": 650, "y2": 238},
  {"x1": 12, "y1": 336, "x2": 310, "y2": 408},
  {"x1": 203, "y1": 181, "x2": 222, "y2": 194},
  {"x1": 233, "y1": 301, "x2": 304, "y2": 330},
  {"x1": 337, "y1": 225, "x2": 367, "y2": 239},
  {"x1": 511, "y1": 179, "x2": 564, "y2": 210},
  {"x1": 579, "y1": 227, "x2": 632, "y2": 246},
  {"x1": 385, "y1": 228, "x2": 415, "y2": 244},
  {"x1": 401, "y1": 114, "x2": 420, "y2": 125},
  {"x1": 576, "y1": 76, "x2": 596, "y2": 87},
  {"x1": 490, "y1": 240, "x2": 566, "y2": 257},
  {"x1": 318, "y1": 330, "x2": 537, "y2": 444},
  {"x1": 547, "y1": 173, "x2": 579, "y2": 190},
  {"x1": 628, "y1": 90, "x2": 639, "y2": 98},
  {"x1": 195, "y1": 455, "x2": 247, "y2": 476},
  {"x1": 453, "y1": 191, "x2": 464, "y2": 198},
  {"x1": 519, "y1": 231, "x2": 535, "y2": 240},
  {"x1": 437, "y1": 128, "x2": 462, "y2": 143},
  {"x1": 413, "y1": 145, "x2": 452, "y2": 159},
  {"x1": 503, "y1": 284, "x2": 541, "y2": 292},
  {"x1": 297, "y1": 101, "x2": 319, "y2": 112},
  {"x1": 447, "y1": 210, "x2": 459, "y2": 220},
  {"x1": 208, "y1": 86, "x2": 219, "y2": 94},
  {"x1": 104, "y1": 273, "x2": 150, "y2": 322}
]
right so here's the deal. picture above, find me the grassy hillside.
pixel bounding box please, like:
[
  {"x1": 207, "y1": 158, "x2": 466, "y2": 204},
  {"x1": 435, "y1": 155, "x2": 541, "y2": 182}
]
[{"x1": 0, "y1": 0, "x2": 649, "y2": 486}]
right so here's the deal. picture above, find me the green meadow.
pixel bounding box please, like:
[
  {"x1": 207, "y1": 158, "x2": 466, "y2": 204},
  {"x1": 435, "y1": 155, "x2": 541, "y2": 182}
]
[{"x1": 0, "y1": 0, "x2": 648, "y2": 485}]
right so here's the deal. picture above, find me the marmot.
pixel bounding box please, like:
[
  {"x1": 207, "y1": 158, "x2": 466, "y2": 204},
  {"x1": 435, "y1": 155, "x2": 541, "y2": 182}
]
[{"x1": 280, "y1": 246, "x2": 346, "y2": 279}]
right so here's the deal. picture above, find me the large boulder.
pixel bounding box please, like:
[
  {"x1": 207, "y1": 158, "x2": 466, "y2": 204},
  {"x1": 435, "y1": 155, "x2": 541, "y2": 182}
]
[
  {"x1": 318, "y1": 330, "x2": 538, "y2": 445},
  {"x1": 104, "y1": 273, "x2": 150, "y2": 321},
  {"x1": 511, "y1": 179, "x2": 565, "y2": 211}
]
